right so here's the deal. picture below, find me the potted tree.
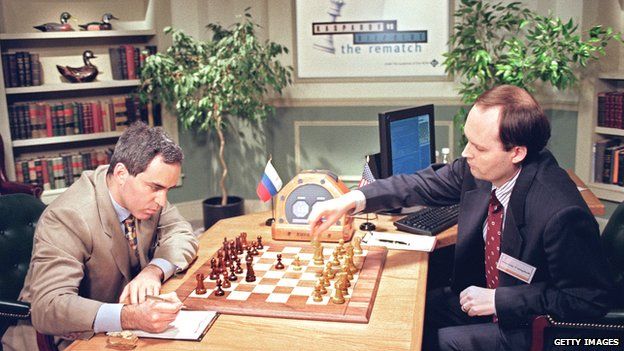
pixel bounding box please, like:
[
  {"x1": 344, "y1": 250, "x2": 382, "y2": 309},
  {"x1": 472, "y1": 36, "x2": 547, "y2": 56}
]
[
  {"x1": 139, "y1": 9, "x2": 292, "y2": 229},
  {"x1": 444, "y1": 0, "x2": 621, "y2": 146}
]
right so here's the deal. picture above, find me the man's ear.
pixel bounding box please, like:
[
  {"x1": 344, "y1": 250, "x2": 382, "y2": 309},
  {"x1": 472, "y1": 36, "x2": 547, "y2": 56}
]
[
  {"x1": 511, "y1": 146, "x2": 528, "y2": 165},
  {"x1": 112, "y1": 163, "x2": 129, "y2": 184}
]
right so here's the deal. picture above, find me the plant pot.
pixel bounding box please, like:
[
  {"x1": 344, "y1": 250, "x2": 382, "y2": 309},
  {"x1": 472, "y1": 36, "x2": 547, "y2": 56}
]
[{"x1": 202, "y1": 196, "x2": 245, "y2": 230}]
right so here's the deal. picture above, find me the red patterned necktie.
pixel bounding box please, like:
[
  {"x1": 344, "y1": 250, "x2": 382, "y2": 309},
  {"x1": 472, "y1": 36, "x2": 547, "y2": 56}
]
[
  {"x1": 123, "y1": 215, "x2": 139, "y2": 258},
  {"x1": 485, "y1": 190, "x2": 503, "y2": 289}
]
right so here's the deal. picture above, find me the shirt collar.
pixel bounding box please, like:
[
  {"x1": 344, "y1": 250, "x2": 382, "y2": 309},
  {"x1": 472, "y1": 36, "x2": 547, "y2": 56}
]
[
  {"x1": 491, "y1": 166, "x2": 522, "y2": 209},
  {"x1": 108, "y1": 190, "x2": 131, "y2": 223}
]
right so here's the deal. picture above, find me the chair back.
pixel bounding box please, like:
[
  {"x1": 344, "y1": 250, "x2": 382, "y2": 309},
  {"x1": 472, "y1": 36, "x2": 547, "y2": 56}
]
[
  {"x1": 0, "y1": 194, "x2": 46, "y2": 301},
  {"x1": 601, "y1": 201, "x2": 624, "y2": 307}
]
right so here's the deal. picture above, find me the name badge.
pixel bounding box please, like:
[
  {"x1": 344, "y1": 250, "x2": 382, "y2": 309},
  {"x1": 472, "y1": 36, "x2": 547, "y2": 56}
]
[{"x1": 496, "y1": 253, "x2": 536, "y2": 284}]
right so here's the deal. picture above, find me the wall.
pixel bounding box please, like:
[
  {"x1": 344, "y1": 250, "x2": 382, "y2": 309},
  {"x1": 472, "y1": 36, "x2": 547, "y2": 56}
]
[{"x1": 166, "y1": 0, "x2": 586, "y2": 210}]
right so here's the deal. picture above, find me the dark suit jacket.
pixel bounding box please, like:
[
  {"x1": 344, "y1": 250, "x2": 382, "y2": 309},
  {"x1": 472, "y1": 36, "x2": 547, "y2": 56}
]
[{"x1": 361, "y1": 150, "x2": 613, "y2": 329}]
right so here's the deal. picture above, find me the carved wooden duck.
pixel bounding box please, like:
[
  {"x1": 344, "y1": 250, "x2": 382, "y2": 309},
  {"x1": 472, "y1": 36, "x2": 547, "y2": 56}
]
[
  {"x1": 79, "y1": 13, "x2": 119, "y2": 31},
  {"x1": 56, "y1": 50, "x2": 99, "y2": 83},
  {"x1": 34, "y1": 12, "x2": 74, "y2": 32}
]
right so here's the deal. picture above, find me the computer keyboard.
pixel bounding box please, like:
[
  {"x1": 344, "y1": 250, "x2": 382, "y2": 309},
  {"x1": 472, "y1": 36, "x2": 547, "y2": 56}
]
[{"x1": 393, "y1": 204, "x2": 460, "y2": 236}]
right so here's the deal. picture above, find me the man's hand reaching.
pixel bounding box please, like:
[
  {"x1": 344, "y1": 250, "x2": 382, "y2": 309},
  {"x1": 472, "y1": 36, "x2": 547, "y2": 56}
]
[
  {"x1": 119, "y1": 264, "x2": 164, "y2": 305},
  {"x1": 307, "y1": 194, "x2": 357, "y2": 241}
]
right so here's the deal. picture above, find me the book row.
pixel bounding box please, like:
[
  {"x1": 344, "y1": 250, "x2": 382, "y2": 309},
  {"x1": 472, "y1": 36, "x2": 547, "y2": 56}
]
[
  {"x1": 1, "y1": 51, "x2": 43, "y2": 87},
  {"x1": 597, "y1": 91, "x2": 624, "y2": 129},
  {"x1": 9, "y1": 95, "x2": 161, "y2": 140},
  {"x1": 15, "y1": 149, "x2": 113, "y2": 191},
  {"x1": 109, "y1": 45, "x2": 157, "y2": 80}
]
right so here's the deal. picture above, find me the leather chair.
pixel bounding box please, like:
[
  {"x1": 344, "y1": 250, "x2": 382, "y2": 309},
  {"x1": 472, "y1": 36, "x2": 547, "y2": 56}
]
[
  {"x1": 530, "y1": 201, "x2": 624, "y2": 351},
  {"x1": 0, "y1": 193, "x2": 56, "y2": 351},
  {"x1": 0, "y1": 134, "x2": 42, "y2": 198}
]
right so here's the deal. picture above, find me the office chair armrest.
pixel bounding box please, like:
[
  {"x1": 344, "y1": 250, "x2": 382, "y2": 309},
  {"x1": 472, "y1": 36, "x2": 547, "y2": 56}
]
[{"x1": 0, "y1": 300, "x2": 31, "y2": 319}]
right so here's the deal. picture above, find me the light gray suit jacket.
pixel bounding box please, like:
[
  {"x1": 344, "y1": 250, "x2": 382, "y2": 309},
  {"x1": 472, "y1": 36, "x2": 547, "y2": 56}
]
[{"x1": 2, "y1": 166, "x2": 198, "y2": 351}]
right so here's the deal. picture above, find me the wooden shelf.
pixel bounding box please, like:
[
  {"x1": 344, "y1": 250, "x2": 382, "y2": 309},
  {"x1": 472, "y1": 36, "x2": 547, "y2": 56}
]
[
  {"x1": 5, "y1": 80, "x2": 139, "y2": 94},
  {"x1": 13, "y1": 131, "x2": 123, "y2": 147},
  {"x1": 0, "y1": 29, "x2": 155, "y2": 41},
  {"x1": 595, "y1": 126, "x2": 624, "y2": 137},
  {"x1": 598, "y1": 72, "x2": 624, "y2": 80},
  {"x1": 589, "y1": 182, "x2": 624, "y2": 202}
]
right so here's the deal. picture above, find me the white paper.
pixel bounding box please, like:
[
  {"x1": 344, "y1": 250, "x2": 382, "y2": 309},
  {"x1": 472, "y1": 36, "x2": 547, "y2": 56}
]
[
  {"x1": 131, "y1": 310, "x2": 218, "y2": 341},
  {"x1": 362, "y1": 231, "x2": 437, "y2": 252}
]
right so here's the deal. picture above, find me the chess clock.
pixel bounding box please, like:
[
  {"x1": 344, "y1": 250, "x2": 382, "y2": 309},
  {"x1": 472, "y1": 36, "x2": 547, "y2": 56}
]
[{"x1": 272, "y1": 170, "x2": 354, "y2": 242}]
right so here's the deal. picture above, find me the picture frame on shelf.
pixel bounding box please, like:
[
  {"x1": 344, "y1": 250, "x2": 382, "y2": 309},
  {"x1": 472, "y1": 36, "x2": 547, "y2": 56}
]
[{"x1": 293, "y1": 0, "x2": 450, "y2": 80}]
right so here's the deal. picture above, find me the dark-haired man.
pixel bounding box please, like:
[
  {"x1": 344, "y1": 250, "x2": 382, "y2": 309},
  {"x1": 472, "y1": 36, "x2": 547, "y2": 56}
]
[
  {"x1": 3, "y1": 122, "x2": 199, "y2": 351},
  {"x1": 308, "y1": 85, "x2": 613, "y2": 350}
]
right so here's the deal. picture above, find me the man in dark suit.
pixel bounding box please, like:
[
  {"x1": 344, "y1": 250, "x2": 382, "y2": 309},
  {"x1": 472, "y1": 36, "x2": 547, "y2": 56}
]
[{"x1": 308, "y1": 85, "x2": 613, "y2": 350}]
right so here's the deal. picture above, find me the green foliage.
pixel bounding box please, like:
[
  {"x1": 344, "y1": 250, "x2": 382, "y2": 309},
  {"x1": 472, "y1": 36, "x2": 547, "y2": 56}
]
[
  {"x1": 139, "y1": 11, "x2": 292, "y2": 132},
  {"x1": 443, "y1": 0, "x2": 620, "y2": 145},
  {"x1": 139, "y1": 10, "x2": 292, "y2": 202}
]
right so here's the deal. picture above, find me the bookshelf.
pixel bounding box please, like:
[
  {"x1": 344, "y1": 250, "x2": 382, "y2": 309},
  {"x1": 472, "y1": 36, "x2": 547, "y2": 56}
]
[{"x1": 0, "y1": 0, "x2": 176, "y2": 203}]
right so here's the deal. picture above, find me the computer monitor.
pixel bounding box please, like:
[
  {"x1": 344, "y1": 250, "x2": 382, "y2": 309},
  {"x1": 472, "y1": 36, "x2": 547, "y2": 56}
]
[{"x1": 378, "y1": 104, "x2": 435, "y2": 179}]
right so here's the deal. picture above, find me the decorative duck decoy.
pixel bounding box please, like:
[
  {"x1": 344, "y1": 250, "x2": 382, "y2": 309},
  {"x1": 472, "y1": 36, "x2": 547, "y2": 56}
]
[
  {"x1": 34, "y1": 12, "x2": 74, "y2": 32},
  {"x1": 79, "y1": 13, "x2": 119, "y2": 31},
  {"x1": 56, "y1": 50, "x2": 99, "y2": 83}
]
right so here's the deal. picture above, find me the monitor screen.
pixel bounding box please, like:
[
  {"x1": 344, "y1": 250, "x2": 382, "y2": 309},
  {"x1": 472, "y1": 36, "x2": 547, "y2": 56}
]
[{"x1": 378, "y1": 105, "x2": 435, "y2": 178}]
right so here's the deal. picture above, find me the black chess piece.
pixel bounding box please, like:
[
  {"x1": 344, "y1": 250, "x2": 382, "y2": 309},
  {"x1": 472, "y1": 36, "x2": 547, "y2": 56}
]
[
  {"x1": 195, "y1": 273, "x2": 207, "y2": 294},
  {"x1": 251, "y1": 242, "x2": 259, "y2": 256},
  {"x1": 235, "y1": 237, "x2": 243, "y2": 255},
  {"x1": 229, "y1": 265, "x2": 238, "y2": 281},
  {"x1": 235, "y1": 260, "x2": 244, "y2": 274},
  {"x1": 257, "y1": 235, "x2": 264, "y2": 250},
  {"x1": 209, "y1": 258, "x2": 219, "y2": 280},
  {"x1": 214, "y1": 279, "x2": 225, "y2": 296},
  {"x1": 240, "y1": 232, "x2": 248, "y2": 247},
  {"x1": 222, "y1": 273, "x2": 231, "y2": 289},
  {"x1": 245, "y1": 263, "x2": 256, "y2": 282},
  {"x1": 275, "y1": 254, "x2": 285, "y2": 270}
]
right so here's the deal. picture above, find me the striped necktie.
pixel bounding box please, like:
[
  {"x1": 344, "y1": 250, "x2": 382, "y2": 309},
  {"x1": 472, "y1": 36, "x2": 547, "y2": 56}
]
[{"x1": 485, "y1": 190, "x2": 503, "y2": 322}]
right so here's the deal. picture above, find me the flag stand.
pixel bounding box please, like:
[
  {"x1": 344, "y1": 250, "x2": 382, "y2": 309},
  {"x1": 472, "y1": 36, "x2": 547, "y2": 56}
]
[
  {"x1": 265, "y1": 197, "x2": 276, "y2": 226},
  {"x1": 359, "y1": 213, "x2": 376, "y2": 231}
]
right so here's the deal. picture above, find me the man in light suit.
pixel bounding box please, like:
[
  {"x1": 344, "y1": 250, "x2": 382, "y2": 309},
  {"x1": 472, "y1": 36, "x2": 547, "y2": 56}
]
[
  {"x1": 2, "y1": 122, "x2": 199, "y2": 350},
  {"x1": 308, "y1": 85, "x2": 614, "y2": 350}
]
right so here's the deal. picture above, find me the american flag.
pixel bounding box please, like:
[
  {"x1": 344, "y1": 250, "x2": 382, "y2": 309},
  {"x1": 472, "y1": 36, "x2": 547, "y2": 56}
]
[{"x1": 358, "y1": 161, "x2": 376, "y2": 188}]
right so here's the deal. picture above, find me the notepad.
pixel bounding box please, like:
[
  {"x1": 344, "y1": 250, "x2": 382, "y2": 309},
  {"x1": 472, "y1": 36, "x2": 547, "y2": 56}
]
[
  {"x1": 131, "y1": 310, "x2": 218, "y2": 341},
  {"x1": 362, "y1": 231, "x2": 437, "y2": 252}
]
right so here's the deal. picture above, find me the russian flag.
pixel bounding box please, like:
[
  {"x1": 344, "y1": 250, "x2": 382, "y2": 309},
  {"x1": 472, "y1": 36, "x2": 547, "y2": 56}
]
[{"x1": 256, "y1": 160, "x2": 283, "y2": 202}]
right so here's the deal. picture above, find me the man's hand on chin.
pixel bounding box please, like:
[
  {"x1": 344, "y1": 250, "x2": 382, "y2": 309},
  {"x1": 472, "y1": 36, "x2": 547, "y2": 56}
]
[{"x1": 118, "y1": 264, "x2": 164, "y2": 304}]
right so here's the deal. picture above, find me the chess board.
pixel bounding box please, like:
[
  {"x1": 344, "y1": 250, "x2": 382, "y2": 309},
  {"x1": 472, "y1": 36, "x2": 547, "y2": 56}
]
[{"x1": 176, "y1": 242, "x2": 387, "y2": 323}]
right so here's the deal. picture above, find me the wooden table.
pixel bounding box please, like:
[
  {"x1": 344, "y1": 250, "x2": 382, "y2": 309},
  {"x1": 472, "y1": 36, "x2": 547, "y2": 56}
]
[
  {"x1": 65, "y1": 170, "x2": 602, "y2": 351},
  {"x1": 66, "y1": 212, "x2": 444, "y2": 351}
]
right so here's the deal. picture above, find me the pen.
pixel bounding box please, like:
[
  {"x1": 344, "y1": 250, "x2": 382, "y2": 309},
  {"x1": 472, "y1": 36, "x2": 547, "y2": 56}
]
[
  {"x1": 377, "y1": 238, "x2": 410, "y2": 246},
  {"x1": 146, "y1": 295, "x2": 188, "y2": 309}
]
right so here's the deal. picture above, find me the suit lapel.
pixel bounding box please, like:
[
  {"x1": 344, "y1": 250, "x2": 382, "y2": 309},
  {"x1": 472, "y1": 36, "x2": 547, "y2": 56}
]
[
  {"x1": 94, "y1": 167, "x2": 132, "y2": 281},
  {"x1": 502, "y1": 159, "x2": 538, "y2": 259},
  {"x1": 137, "y1": 218, "x2": 157, "y2": 267}
]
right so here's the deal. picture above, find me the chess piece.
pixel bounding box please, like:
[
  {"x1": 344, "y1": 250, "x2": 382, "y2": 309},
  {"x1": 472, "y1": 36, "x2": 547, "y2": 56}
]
[
  {"x1": 257, "y1": 235, "x2": 264, "y2": 249},
  {"x1": 313, "y1": 284, "x2": 323, "y2": 302},
  {"x1": 317, "y1": 280, "x2": 327, "y2": 295},
  {"x1": 312, "y1": 240, "x2": 324, "y2": 265},
  {"x1": 353, "y1": 236, "x2": 363, "y2": 254},
  {"x1": 331, "y1": 281, "x2": 345, "y2": 304},
  {"x1": 292, "y1": 255, "x2": 302, "y2": 271},
  {"x1": 245, "y1": 262, "x2": 256, "y2": 282},
  {"x1": 340, "y1": 265, "x2": 353, "y2": 285},
  {"x1": 325, "y1": 262, "x2": 335, "y2": 279},
  {"x1": 195, "y1": 273, "x2": 207, "y2": 294},
  {"x1": 222, "y1": 273, "x2": 231, "y2": 289},
  {"x1": 209, "y1": 258, "x2": 219, "y2": 280},
  {"x1": 337, "y1": 239, "x2": 345, "y2": 257},
  {"x1": 235, "y1": 237, "x2": 243, "y2": 254},
  {"x1": 251, "y1": 241, "x2": 259, "y2": 256},
  {"x1": 229, "y1": 265, "x2": 238, "y2": 281},
  {"x1": 331, "y1": 249, "x2": 341, "y2": 266},
  {"x1": 235, "y1": 259, "x2": 244, "y2": 274},
  {"x1": 346, "y1": 254, "x2": 358, "y2": 274},
  {"x1": 321, "y1": 273, "x2": 331, "y2": 287},
  {"x1": 214, "y1": 279, "x2": 225, "y2": 296},
  {"x1": 275, "y1": 254, "x2": 285, "y2": 269},
  {"x1": 240, "y1": 232, "x2": 248, "y2": 248}
]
